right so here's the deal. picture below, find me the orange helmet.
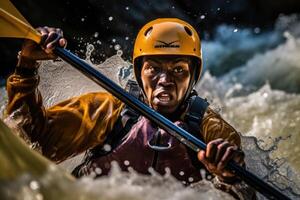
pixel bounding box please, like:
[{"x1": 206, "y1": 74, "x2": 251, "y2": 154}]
[{"x1": 133, "y1": 18, "x2": 202, "y2": 87}]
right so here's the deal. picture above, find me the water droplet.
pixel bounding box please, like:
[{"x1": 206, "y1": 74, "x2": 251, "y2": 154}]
[
  {"x1": 164, "y1": 167, "x2": 171, "y2": 175},
  {"x1": 95, "y1": 167, "x2": 102, "y2": 175},
  {"x1": 117, "y1": 50, "x2": 123, "y2": 56},
  {"x1": 87, "y1": 44, "x2": 94, "y2": 52},
  {"x1": 96, "y1": 40, "x2": 102, "y2": 45},
  {"x1": 103, "y1": 144, "x2": 112, "y2": 152},
  {"x1": 200, "y1": 169, "x2": 206, "y2": 178},
  {"x1": 188, "y1": 177, "x2": 194, "y2": 182},
  {"x1": 112, "y1": 39, "x2": 116, "y2": 43},
  {"x1": 233, "y1": 28, "x2": 238, "y2": 33},
  {"x1": 94, "y1": 32, "x2": 99, "y2": 38},
  {"x1": 125, "y1": 36, "x2": 129, "y2": 40},
  {"x1": 217, "y1": 8, "x2": 220, "y2": 11},
  {"x1": 124, "y1": 160, "x2": 130, "y2": 166},
  {"x1": 81, "y1": 18, "x2": 85, "y2": 22},
  {"x1": 108, "y1": 16, "x2": 113, "y2": 21},
  {"x1": 254, "y1": 27, "x2": 261, "y2": 34},
  {"x1": 263, "y1": 92, "x2": 268, "y2": 98},
  {"x1": 179, "y1": 171, "x2": 185, "y2": 176},
  {"x1": 125, "y1": 6, "x2": 130, "y2": 10},
  {"x1": 114, "y1": 44, "x2": 121, "y2": 51},
  {"x1": 30, "y1": 180, "x2": 40, "y2": 190},
  {"x1": 200, "y1": 15, "x2": 205, "y2": 19},
  {"x1": 148, "y1": 167, "x2": 155, "y2": 174}
]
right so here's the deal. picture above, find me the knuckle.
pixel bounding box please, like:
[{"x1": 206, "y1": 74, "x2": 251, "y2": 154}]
[
  {"x1": 207, "y1": 142, "x2": 216, "y2": 149},
  {"x1": 215, "y1": 138, "x2": 224, "y2": 144},
  {"x1": 226, "y1": 146, "x2": 235, "y2": 154},
  {"x1": 218, "y1": 141, "x2": 229, "y2": 150},
  {"x1": 56, "y1": 28, "x2": 63, "y2": 34},
  {"x1": 49, "y1": 30, "x2": 56, "y2": 35}
]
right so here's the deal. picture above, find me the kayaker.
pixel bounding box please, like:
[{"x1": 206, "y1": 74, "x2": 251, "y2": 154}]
[{"x1": 6, "y1": 18, "x2": 256, "y2": 199}]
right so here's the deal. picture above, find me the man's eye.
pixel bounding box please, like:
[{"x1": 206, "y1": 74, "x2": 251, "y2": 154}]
[
  {"x1": 149, "y1": 66, "x2": 160, "y2": 72},
  {"x1": 173, "y1": 67, "x2": 183, "y2": 73}
]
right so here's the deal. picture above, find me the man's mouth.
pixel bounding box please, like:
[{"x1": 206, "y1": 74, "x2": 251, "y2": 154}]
[
  {"x1": 153, "y1": 90, "x2": 174, "y2": 105},
  {"x1": 157, "y1": 92, "x2": 171, "y2": 102}
]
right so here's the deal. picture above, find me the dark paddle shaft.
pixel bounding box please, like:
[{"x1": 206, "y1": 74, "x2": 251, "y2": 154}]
[{"x1": 53, "y1": 47, "x2": 290, "y2": 200}]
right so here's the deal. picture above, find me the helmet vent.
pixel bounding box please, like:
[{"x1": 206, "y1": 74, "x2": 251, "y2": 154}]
[
  {"x1": 184, "y1": 26, "x2": 192, "y2": 36},
  {"x1": 144, "y1": 26, "x2": 153, "y2": 37}
]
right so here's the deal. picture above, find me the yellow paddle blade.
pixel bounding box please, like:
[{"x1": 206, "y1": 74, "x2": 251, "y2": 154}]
[
  {"x1": 0, "y1": 118, "x2": 49, "y2": 179},
  {"x1": 0, "y1": 0, "x2": 41, "y2": 43},
  {"x1": 0, "y1": 118, "x2": 75, "y2": 180},
  {"x1": 0, "y1": 0, "x2": 30, "y2": 25}
]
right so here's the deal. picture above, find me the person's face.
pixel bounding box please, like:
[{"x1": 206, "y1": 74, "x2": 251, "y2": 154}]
[{"x1": 141, "y1": 56, "x2": 192, "y2": 115}]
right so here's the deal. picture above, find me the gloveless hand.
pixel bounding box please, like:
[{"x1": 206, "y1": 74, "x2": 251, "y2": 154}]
[
  {"x1": 18, "y1": 26, "x2": 67, "y2": 68},
  {"x1": 197, "y1": 138, "x2": 245, "y2": 182}
]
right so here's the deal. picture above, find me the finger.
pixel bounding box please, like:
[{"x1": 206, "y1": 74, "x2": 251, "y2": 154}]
[
  {"x1": 45, "y1": 27, "x2": 57, "y2": 34},
  {"x1": 44, "y1": 31, "x2": 58, "y2": 46},
  {"x1": 206, "y1": 139, "x2": 223, "y2": 162},
  {"x1": 44, "y1": 28, "x2": 64, "y2": 49},
  {"x1": 217, "y1": 145, "x2": 237, "y2": 171},
  {"x1": 214, "y1": 141, "x2": 230, "y2": 164},
  {"x1": 198, "y1": 150, "x2": 220, "y2": 174},
  {"x1": 45, "y1": 32, "x2": 61, "y2": 50},
  {"x1": 233, "y1": 149, "x2": 245, "y2": 166},
  {"x1": 36, "y1": 27, "x2": 49, "y2": 45},
  {"x1": 59, "y1": 38, "x2": 67, "y2": 48},
  {"x1": 198, "y1": 150, "x2": 209, "y2": 166},
  {"x1": 56, "y1": 28, "x2": 63, "y2": 37}
]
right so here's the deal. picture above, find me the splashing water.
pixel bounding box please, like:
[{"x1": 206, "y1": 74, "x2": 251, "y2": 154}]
[
  {"x1": 38, "y1": 45, "x2": 132, "y2": 107},
  {"x1": 0, "y1": 87, "x2": 7, "y2": 118},
  {"x1": 0, "y1": 161, "x2": 233, "y2": 200},
  {"x1": 1, "y1": 16, "x2": 300, "y2": 199}
]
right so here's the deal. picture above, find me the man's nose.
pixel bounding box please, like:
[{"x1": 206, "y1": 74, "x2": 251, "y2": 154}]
[{"x1": 157, "y1": 72, "x2": 174, "y2": 87}]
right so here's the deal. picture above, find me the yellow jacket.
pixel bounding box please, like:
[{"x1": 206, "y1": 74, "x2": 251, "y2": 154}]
[{"x1": 6, "y1": 73, "x2": 241, "y2": 163}]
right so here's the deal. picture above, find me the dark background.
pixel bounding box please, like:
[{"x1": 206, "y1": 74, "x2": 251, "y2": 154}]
[{"x1": 1, "y1": 0, "x2": 300, "y2": 85}]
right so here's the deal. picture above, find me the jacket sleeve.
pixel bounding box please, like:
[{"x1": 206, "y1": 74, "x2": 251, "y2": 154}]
[
  {"x1": 201, "y1": 107, "x2": 241, "y2": 146},
  {"x1": 200, "y1": 107, "x2": 256, "y2": 200},
  {"x1": 6, "y1": 73, "x2": 124, "y2": 163}
]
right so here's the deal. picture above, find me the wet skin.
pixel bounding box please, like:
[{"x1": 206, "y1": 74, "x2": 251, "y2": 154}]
[
  {"x1": 141, "y1": 56, "x2": 191, "y2": 115},
  {"x1": 18, "y1": 26, "x2": 66, "y2": 68},
  {"x1": 22, "y1": 27, "x2": 244, "y2": 182}
]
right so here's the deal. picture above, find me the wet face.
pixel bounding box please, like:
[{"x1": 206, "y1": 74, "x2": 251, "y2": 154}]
[{"x1": 141, "y1": 56, "x2": 192, "y2": 115}]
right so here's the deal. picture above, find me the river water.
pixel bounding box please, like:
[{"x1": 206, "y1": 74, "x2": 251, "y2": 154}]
[{"x1": 1, "y1": 15, "x2": 300, "y2": 199}]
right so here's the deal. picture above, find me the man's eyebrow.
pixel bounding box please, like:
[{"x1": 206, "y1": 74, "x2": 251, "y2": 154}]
[
  {"x1": 172, "y1": 58, "x2": 190, "y2": 64},
  {"x1": 145, "y1": 57, "x2": 189, "y2": 64},
  {"x1": 146, "y1": 58, "x2": 162, "y2": 64}
]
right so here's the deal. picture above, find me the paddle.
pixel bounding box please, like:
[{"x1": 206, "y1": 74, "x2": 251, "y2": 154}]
[
  {"x1": 0, "y1": 1, "x2": 291, "y2": 199},
  {"x1": 0, "y1": 118, "x2": 74, "y2": 181}
]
